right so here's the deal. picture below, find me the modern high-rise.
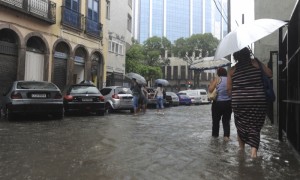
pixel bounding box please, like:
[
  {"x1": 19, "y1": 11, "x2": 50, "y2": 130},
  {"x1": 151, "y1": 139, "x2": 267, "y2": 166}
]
[{"x1": 133, "y1": 0, "x2": 228, "y2": 43}]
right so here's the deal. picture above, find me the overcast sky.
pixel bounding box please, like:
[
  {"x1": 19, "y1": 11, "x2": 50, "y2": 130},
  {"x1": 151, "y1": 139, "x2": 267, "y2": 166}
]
[{"x1": 231, "y1": 0, "x2": 254, "y2": 30}]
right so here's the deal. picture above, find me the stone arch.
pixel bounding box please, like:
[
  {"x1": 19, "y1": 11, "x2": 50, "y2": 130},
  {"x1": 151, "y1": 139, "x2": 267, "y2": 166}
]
[
  {"x1": 0, "y1": 26, "x2": 22, "y2": 94},
  {"x1": 73, "y1": 44, "x2": 88, "y2": 83},
  {"x1": 90, "y1": 50, "x2": 105, "y2": 88},
  {"x1": 23, "y1": 33, "x2": 50, "y2": 81},
  {"x1": 52, "y1": 39, "x2": 72, "y2": 89}
]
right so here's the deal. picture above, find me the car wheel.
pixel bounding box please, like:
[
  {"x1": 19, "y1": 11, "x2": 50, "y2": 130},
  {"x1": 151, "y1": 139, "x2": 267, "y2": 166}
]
[
  {"x1": 130, "y1": 109, "x2": 134, "y2": 113},
  {"x1": 105, "y1": 103, "x2": 114, "y2": 113},
  {"x1": 53, "y1": 111, "x2": 64, "y2": 120},
  {"x1": 6, "y1": 108, "x2": 15, "y2": 121},
  {"x1": 96, "y1": 110, "x2": 105, "y2": 116}
]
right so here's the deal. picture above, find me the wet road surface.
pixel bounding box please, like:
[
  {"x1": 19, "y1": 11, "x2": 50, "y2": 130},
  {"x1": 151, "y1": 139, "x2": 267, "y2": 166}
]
[{"x1": 0, "y1": 104, "x2": 300, "y2": 180}]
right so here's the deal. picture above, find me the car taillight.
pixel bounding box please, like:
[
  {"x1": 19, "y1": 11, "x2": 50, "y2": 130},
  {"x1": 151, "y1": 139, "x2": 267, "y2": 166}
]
[
  {"x1": 112, "y1": 94, "x2": 119, "y2": 99},
  {"x1": 64, "y1": 95, "x2": 73, "y2": 101},
  {"x1": 11, "y1": 91, "x2": 22, "y2": 99},
  {"x1": 99, "y1": 96, "x2": 105, "y2": 102},
  {"x1": 54, "y1": 92, "x2": 62, "y2": 99}
]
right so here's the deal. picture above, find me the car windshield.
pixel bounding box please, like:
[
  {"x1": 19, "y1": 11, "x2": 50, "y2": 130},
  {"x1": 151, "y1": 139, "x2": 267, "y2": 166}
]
[
  {"x1": 17, "y1": 82, "x2": 57, "y2": 90},
  {"x1": 70, "y1": 85, "x2": 100, "y2": 94},
  {"x1": 179, "y1": 94, "x2": 189, "y2": 98},
  {"x1": 116, "y1": 87, "x2": 132, "y2": 94},
  {"x1": 187, "y1": 91, "x2": 197, "y2": 96}
]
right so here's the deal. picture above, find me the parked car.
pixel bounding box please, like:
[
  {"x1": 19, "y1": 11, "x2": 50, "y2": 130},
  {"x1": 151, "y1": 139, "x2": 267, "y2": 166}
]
[
  {"x1": 1, "y1": 81, "x2": 64, "y2": 120},
  {"x1": 100, "y1": 86, "x2": 134, "y2": 113},
  {"x1": 166, "y1": 92, "x2": 179, "y2": 106},
  {"x1": 176, "y1": 94, "x2": 192, "y2": 105},
  {"x1": 178, "y1": 90, "x2": 201, "y2": 105},
  {"x1": 63, "y1": 83, "x2": 105, "y2": 116},
  {"x1": 190, "y1": 89, "x2": 210, "y2": 104}
]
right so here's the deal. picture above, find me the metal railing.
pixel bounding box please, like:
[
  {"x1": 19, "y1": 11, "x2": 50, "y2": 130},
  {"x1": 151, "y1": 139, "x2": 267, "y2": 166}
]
[
  {"x1": 85, "y1": 17, "x2": 102, "y2": 38},
  {"x1": 0, "y1": 0, "x2": 56, "y2": 24},
  {"x1": 61, "y1": 6, "x2": 84, "y2": 31}
]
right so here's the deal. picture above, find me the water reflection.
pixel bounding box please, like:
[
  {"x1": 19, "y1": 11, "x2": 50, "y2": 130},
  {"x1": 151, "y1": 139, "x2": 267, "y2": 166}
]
[{"x1": 0, "y1": 105, "x2": 299, "y2": 179}]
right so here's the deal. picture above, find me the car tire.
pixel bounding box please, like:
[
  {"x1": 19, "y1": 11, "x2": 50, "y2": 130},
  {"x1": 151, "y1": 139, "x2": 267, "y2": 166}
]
[
  {"x1": 96, "y1": 110, "x2": 105, "y2": 116},
  {"x1": 53, "y1": 111, "x2": 64, "y2": 120},
  {"x1": 105, "y1": 103, "x2": 114, "y2": 113},
  {"x1": 130, "y1": 109, "x2": 134, "y2": 113},
  {"x1": 6, "y1": 108, "x2": 15, "y2": 121}
]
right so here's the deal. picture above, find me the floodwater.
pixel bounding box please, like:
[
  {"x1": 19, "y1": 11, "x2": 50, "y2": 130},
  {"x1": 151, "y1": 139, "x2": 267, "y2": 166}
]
[{"x1": 0, "y1": 105, "x2": 299, "y2": 180}]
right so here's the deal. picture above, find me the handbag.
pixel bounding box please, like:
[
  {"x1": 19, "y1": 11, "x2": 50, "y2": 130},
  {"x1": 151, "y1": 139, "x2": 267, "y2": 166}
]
[
  {"x1": 256, "y1": 59, "x2": 276, "y2": 102},
  {"x1": 208, "y1": 88, "x2": 217, "y2": 101}
]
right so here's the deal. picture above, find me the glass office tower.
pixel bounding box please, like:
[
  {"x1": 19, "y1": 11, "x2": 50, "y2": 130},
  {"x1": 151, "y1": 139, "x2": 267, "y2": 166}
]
[{"x1": 134, "y1": 0, "x2": 228, "y2": 43}]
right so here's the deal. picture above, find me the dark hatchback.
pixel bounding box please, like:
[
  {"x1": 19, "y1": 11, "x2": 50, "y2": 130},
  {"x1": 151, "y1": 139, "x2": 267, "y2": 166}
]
[
  {"x1": 63, "y1": 83, "x2": 105, "y2": 116},
  {"x1": 1, "y1": 81, "x2": 64, "y2": 120}
]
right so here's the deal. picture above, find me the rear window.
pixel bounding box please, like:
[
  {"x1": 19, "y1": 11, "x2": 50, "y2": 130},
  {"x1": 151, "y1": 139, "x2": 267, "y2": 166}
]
[
  {"x1": 17, "y1": 82, "x2": 57, "y2": 90},
  {"x1": 116, "y1": 87, "x2": 132, "y2": 94},
  {"x1": 100, "y1": 88, "x2": 112, "y2": 95},
  {"x1": 70, "y1": 85, "x2": 100, "y2": 94}
]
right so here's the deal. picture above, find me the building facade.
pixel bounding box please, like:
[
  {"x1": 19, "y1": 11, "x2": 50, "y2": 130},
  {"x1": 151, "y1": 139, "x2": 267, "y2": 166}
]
[
  {"x1": 254, "y1": 0, "x2": 300, "y2": 154},
  {"x1": 105, "y1": 0, "x2": 133, "y2": 86},
  {"x1": 133, "y1": 0, "x2": 227, "y2": 90},
  {"x1": 133, "y1": 0, "x2": 228, "y2": 43},
  {"x1": 0, "y1": 0, "x2": 107, "y2": 93}
]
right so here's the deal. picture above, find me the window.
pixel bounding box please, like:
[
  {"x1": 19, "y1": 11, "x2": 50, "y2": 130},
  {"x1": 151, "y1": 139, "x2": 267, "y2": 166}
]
[
  {"x1": 167, "y1": 66, "x2": 171, "y2": 80},
  {"x1": 181, "y1": 66, "x2": 186, "y2": 80},
  {"x1": 108, "y1": 39, "x2": 124, "y2": 55},
  {"x1": 88, "y1": 0, "x2": 99, "y2": 22},
  {"x1": 106, "y1": 0, "x2": 110, "y2": 19},
  {"x1": 65, "y1": 0, "x2": 79, "y2": 11},
  {"x1": 127, "y1": 14, "x2": 132, "y2": 32},
  {"x1": 173, "y1": 66, "x2": 178, "y2": 80}
]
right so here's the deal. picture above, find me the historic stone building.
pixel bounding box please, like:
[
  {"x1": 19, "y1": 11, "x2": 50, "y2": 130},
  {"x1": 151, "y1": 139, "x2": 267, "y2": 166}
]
[{"x1": 0, "y1": 0, "x2": 108, "y2": 93}]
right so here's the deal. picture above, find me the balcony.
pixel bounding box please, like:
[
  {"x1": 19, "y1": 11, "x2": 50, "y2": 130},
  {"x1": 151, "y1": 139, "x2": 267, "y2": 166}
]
[
  {"x1": 0, "y1": 0, "x2": 56, "y2": 24},
  {"x1": 85, "y1": 17, "x2": 102, "y2": 39},
  {"x1": 61, "y1": 6, "x2": 84, "y2": 32}
]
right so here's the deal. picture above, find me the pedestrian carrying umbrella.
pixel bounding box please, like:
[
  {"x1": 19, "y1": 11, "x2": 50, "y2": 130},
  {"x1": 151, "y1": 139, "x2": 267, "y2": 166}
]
[
  {"x1": 125, "y1": 72, "x2": 147, "y2": 85},
  {"x1": 155, "y1": 79, "x2": 169, "y2": 86},
  {"x1": 189, "y1": 56, "x2": 231, "y2": 71},
  {"x1": 214, "y1": 18, "x2": 288, "y2": 60}
]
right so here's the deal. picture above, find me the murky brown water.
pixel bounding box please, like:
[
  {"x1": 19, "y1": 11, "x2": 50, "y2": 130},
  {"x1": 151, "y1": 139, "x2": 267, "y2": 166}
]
[{"x1": 0, "y1": 105, "x2": 299, "y2": 180}]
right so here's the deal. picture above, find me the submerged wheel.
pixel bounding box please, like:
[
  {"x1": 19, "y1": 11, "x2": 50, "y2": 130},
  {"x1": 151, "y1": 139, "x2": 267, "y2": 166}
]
[{"x1": 105, "y1": 103, "x2": 114, "y2": 113}]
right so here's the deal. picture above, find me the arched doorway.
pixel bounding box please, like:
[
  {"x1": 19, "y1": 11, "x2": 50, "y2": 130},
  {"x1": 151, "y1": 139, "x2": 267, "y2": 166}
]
[
  {"x1": 91, "y1": 52, "x2": 102, "y2": 88},
  {"x1": 53, "y1": 41, "x2": 70, "y2": 90},
  {"x1": 0, "y1": 28, "x2": 19, "y2": 94},
  {"x1": 25, "y1": 36, "x2": 46, "y2": 81},
  {"x1": 73, "y1": 47, "x2": 87, "y2": 84}
]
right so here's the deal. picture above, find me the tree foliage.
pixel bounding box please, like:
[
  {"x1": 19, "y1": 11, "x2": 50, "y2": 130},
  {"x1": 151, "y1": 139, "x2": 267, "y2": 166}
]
[{"x1": 125, "y1": 34, "x2": 219, "y2": 84}]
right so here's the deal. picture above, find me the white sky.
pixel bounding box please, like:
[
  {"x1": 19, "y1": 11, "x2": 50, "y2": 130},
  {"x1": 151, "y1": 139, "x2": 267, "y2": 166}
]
[{"x1": 230, "y1": 0, "x2": 254, "y2": 30}]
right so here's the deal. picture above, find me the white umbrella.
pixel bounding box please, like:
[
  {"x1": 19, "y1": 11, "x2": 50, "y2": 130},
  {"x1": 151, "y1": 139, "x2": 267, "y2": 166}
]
[
  {"x1": 189, "y1": 56, "x2": 231, "y2": 71},
  {"x1": 214, "y1": 18, "x2": 288, "y2": 60},
  {"x1": 125, "y1": 72, "x2": 147, "y2": 85},
  {"x1": 155, "y1": 79, "x2": 169, "y2": 86}
]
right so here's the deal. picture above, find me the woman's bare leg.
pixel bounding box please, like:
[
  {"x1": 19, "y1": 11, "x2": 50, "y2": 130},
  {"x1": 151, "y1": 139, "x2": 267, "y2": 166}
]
[
  {"x1": 237, "y1": 135, "x2": 245, "y2": 150},
  {"x1": 251, "y1": 147, "x2": 257, "y2": 158}
]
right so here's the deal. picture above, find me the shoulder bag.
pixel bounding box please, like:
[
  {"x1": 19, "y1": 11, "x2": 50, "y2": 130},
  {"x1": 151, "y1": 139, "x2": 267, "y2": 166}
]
[{"x1": 256, "y1": 59, "x2": 276, "y2": 102}]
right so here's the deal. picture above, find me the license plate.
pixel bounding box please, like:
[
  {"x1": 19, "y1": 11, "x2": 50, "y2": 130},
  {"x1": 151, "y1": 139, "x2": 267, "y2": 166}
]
[
  {"x1": 32, "y1": 94, "x2": 46, "y2": 98},
  {"x1": 82, "y1": 98, "x2": 92, "y2": 102}
]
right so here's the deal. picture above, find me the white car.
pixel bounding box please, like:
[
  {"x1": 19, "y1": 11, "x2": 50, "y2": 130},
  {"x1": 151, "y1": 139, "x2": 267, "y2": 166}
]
[
  {"x1": 100, "y1": 86, "x2": 134, "y2": 113},
  {"x1": 192, "y1": 89, "x2": 210, "y2": 104},
  {"x1": 178, "y1": 90, "x2": 201, "y2": 105}
]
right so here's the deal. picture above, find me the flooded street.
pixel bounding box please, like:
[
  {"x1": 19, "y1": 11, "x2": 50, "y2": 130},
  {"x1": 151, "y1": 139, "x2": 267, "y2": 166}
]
[{"x1": 0, "y1": 104, "x2": 299, "y2": 180}]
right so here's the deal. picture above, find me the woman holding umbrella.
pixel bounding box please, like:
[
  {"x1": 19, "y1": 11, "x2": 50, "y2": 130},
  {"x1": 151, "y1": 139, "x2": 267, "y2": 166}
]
[
  {"x1": 227, "y1": 47, "x2": 272, "y2": 158},
  {"x1": 154, "y1": 83, "x2": 165, "y2": 114}
]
